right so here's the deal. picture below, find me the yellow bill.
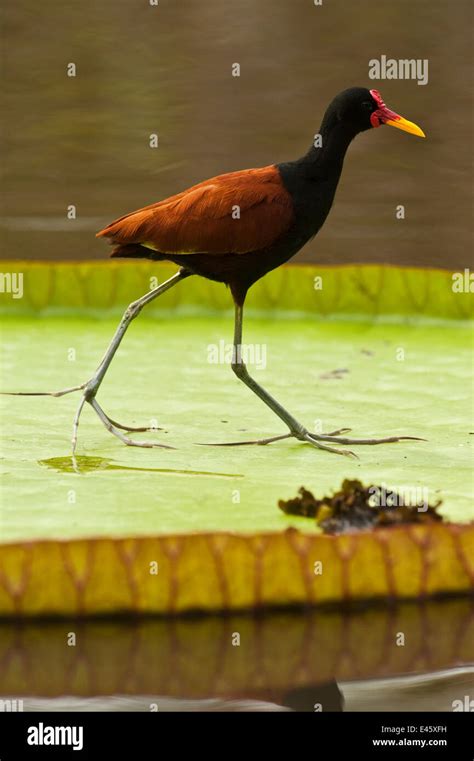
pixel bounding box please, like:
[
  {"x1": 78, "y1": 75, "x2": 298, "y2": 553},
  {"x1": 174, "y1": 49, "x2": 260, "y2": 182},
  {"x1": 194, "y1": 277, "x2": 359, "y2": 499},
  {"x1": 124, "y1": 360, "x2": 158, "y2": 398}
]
[{"x1": 385, "y1": 116, "x2": 426, "y2": 138}]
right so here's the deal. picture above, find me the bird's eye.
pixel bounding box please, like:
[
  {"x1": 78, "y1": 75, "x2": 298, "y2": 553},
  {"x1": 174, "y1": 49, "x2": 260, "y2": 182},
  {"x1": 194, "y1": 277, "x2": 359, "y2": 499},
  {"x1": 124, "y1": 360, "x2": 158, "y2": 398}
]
[{"x1": 361, "y1": 101, "x2": 373, "y2": 111}]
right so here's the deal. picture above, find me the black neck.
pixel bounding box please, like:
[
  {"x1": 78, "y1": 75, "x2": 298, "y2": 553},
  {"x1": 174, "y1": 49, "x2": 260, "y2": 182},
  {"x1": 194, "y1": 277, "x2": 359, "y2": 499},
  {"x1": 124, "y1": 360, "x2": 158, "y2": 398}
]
[{"x1": 296, "y1": 117, "x2": 359, "y2": 178}]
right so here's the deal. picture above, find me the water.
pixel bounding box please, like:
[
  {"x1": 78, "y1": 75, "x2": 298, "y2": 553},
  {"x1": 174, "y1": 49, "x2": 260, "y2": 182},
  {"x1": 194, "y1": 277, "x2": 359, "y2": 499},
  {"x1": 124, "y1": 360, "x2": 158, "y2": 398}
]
[
  {"x1": 1, "y1": 599, "x2": 473, "y2": 710},
  {"x1": 2, "y1": 0, "x2": 472, "y2": 269}
]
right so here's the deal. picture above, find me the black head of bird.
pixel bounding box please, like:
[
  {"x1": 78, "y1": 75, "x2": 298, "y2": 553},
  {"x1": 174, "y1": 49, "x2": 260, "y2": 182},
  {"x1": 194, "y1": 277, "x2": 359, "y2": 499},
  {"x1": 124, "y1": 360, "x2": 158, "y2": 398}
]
[{"x1": 320, "y1": 86, "x2": 425, "y2": 139}]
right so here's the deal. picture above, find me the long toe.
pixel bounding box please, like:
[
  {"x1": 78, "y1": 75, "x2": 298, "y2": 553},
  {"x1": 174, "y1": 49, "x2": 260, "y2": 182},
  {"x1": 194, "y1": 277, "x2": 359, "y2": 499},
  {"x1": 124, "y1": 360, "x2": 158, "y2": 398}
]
[
  {"x1": 105, "y1": 416, "x2": 164, "y2": 433},
  {"x1": 123, "y1": 437, "x2": 175, "y2": 449},
  {"x1": 303, "y1": 433, "x2": 357, "y2": 458},
  {"x1": 89, "y1": 399, "x2": 173, "y2": 449},
  {"x1": 195, "y1": 434, "x2": 292, "y2": 447},
  {"x1": 312, "y1": 433, "x2": 426, "y2": 445}
]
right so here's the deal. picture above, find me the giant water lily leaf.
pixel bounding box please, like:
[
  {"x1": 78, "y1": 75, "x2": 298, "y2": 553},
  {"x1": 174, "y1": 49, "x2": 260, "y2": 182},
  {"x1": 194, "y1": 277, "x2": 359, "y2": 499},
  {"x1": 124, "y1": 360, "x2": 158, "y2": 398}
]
[
  {"x1": 0, "y1": 260, "x2": 473, "y2": 319},
  {"x1": 0, "y1": 262, "x2": 472, "y2": 616},
  {"x1": 0, "y1": 524, "x2": 473, "y2": 616}
]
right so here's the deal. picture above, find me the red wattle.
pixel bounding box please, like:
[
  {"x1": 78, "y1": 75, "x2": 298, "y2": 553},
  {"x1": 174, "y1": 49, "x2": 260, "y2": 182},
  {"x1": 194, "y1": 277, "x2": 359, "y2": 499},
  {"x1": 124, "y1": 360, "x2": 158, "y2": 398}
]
[{"x1": 369, "y1": 89, "x2": 401, "y2": 127}]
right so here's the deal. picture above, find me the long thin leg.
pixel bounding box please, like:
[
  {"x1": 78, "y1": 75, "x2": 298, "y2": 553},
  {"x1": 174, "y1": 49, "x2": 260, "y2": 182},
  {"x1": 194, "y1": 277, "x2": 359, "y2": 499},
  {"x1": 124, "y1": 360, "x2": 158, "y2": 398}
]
[
  {"x1": 82, "y1": 270, "x2": 190, "y2": 399},
  {"x1": 229, "y1": 303, "x2": 356, "y2": 458},
  {"x1": 69, "y1": 268, "x2": 191, "y2": 451},
  {"x1": 4, "y1": 269, "x2": 191, "y2": 451},
  {"x1": 201, "y1": 303, "x2": 423, "y2": 457}
]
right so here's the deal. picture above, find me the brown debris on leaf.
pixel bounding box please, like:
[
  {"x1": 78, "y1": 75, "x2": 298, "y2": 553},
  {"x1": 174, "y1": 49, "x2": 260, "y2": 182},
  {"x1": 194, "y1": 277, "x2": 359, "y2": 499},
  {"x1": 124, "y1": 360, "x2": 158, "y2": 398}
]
[
  {"x1": 278, "y1": 479, "x2": 443, "y2": 535},
  {"x1": 319, "y1": 368, "x2": 349, "y2": 380}
]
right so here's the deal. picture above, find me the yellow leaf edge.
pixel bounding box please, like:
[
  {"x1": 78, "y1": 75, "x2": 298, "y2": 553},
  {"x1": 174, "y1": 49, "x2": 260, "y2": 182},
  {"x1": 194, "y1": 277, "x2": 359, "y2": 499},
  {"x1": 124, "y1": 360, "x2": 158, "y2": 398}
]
[{"x1": 0, "y1": 523, "x2": 473, "y2": 618}]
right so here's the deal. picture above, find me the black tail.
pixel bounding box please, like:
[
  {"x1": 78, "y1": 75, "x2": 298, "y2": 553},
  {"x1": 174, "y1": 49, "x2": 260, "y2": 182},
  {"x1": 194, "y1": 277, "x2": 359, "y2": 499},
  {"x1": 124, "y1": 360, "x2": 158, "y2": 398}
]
[{"x1": 110, "y1": 243, "x2": 164, "y2": 261}]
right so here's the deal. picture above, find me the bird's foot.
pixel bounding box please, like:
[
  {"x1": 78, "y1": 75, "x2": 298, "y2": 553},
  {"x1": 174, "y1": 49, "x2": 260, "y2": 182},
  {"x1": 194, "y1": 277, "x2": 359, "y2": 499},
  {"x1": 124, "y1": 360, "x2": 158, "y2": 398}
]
[
  {"x1": 195, "y1": 427, "x2": 351, "y2": 447},
  {"x1": 3, "y1": 380, "x2": 165, "y2": 444},
  {"x1": 82, "y1": 397, "x2": 173, "y2": 452},
  {"x1": 195, "y1": 428, "x2": 357, "y2": 457},
  {"x1": 80, "y1": 380, "x2": 164, "y2": 434},
  {"x1": 296, "y1": 427, "x2": 425, "y2": 457},
  {"x1": 196, "y1": 425, "x2": 424, "y2": 458}
]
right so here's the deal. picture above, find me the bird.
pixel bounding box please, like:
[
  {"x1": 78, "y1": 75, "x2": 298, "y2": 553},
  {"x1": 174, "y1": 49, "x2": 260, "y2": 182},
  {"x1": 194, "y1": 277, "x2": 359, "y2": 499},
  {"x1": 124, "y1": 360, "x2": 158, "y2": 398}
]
[{"x1": 10, "y1": 87, "x2": 425, "y2": 457}]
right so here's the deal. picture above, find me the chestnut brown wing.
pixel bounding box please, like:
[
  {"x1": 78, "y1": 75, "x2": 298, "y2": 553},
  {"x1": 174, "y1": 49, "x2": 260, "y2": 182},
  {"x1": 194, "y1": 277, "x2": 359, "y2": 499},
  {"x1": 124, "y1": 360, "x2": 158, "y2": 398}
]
[{"x1": 96, "y1": 165, "x2": 294, "y2": 255}]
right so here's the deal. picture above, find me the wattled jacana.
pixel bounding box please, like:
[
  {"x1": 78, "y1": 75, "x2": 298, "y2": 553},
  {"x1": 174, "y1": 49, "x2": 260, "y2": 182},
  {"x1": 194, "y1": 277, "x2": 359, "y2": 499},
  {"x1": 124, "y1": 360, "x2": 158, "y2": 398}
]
[{"x1": 12, "y1": 87, "x2": 425, "y2": 457}]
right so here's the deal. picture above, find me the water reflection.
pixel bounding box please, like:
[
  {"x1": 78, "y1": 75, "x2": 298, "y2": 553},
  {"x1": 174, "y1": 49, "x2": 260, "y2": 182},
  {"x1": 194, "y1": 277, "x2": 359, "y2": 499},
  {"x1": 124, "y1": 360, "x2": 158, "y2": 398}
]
[
  {"x1": 39, "y1": 455, "x2": 243, "y2": 478},
  {"x1": 1, "y1": 597, "x2": 473, "y2": 710}
]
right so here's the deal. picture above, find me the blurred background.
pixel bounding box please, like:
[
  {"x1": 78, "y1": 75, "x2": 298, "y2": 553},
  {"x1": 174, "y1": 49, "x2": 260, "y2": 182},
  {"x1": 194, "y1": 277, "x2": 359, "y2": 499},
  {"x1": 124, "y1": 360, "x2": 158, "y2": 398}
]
[{"x1": 1, "y1": 0, "x2": 472, "y2": 268}]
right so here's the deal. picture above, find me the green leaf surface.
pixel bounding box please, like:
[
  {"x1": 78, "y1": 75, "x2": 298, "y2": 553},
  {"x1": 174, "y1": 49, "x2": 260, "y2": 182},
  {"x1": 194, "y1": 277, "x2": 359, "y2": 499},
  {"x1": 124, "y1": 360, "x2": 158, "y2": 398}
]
[{"x1": 1, "y1": 310, "x2": 472, "y2": 542}]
